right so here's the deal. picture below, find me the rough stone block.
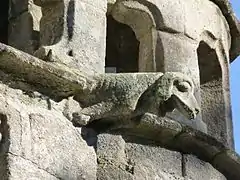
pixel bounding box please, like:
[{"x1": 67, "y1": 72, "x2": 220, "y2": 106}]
[
  {"x1": 97, "y1": 133, "x2": 126, "y2": 163},
  {"x1": 0, "y1": 80, "x2": 97, "y2": 180},
  {"x1": 125, "y1": 143, "x2": 183, "y2": 179},
  {"x1": 7, "y1": 154, "x2": 59, "y2": 180},
  {"x1": 96, "y1": 133, "x2": 184, "y2": 180},
  {"x1": 97, "y1": 133, "x2": 134, "y2": 180},
  {"x1": 184, "y1": 154, "x2": 226, "y2": 180},
  {"x1": 35, "y1": 0, "x2": 107, "y2": 74}
]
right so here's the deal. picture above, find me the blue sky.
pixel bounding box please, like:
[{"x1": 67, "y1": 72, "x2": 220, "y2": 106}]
[{"x1": 230, "y1": 0, "x2": 240, "y2": 153}]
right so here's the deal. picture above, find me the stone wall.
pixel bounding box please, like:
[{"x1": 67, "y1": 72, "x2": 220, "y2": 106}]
[
  {"x1": 0, "y1": 70, "x2": 97, "y2": 180},
  {"x1": 0, "y1": 0, "x2": 239, "y2": 179},
  {"x1": 96, "y1": 133, "x2": 227, "y2": 180}
]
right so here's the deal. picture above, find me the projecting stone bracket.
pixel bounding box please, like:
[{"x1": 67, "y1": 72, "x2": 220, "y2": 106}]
[{"x1": 0, "y1": 42, "x2": 200, "y2": 127}]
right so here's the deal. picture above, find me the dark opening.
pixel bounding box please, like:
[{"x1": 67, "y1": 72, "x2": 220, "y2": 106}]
[
  {"x1": 105, "y1": 15, "x2": 139, "y2": 73},
  {"x1": 197, "y1": 41, "x2": 221, "y2": 84},
  {"x1": 0, "y1": 0, "x2": 9, "y2": 44}
]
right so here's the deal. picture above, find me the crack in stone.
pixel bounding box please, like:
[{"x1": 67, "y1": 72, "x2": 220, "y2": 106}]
[
  {"x1": 181, "y1": 154, "x2": 187, "y2": 177},
  {"x1": 7, "y1": 152, "x2": 62, "y2": 180}
]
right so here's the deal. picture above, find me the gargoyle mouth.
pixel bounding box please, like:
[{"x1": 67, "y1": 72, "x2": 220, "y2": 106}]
[
  {"x1": 158, "y1": 99, "x2": 175, "y2": 117},
  {"x1": 172, "y1": 95, "x2": 200, "y2": 120}
]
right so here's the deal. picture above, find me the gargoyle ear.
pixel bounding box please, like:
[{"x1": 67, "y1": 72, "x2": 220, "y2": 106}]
[{"x1": 156, "y1": 72, "x2": 176, "y2": 101}]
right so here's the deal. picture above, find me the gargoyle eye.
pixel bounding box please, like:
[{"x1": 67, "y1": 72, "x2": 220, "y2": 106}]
[{"x1": 177, "y1": 81, "x2": 191, "y2": 92}]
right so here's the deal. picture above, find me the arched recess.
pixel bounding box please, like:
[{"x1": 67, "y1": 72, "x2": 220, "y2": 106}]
[
  {"x1": 107, "y1": 0, "x2": 158, "y2": 72},
  {"x1": 0, "y1": 0, "x2": 9, "y2": 44},
  {"x1": 197, "y1": 31, "x2": 233, "y2": 147},
  {"x1": 105, "y1": 15, "x2": 139, "y2": 73}
]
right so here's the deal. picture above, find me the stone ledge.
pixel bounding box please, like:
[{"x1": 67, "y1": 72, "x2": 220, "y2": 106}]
[
  {"x1": 213, "y1": 150, "x2": 240, "y2": 180},
  {"x1": 115, "y1": 113, "x2": 240, "y2": 180},
  {"x1": 210, "y1": 0, "x2": 240, "y2": 60}
]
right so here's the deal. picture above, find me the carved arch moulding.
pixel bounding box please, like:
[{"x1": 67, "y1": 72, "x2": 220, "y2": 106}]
[
  {"x1": 107, "y1": 0, "x2": 158, "y2": 72},
  {"x1": 197, "y1": 30, "x2": 233, "y2": 148}
]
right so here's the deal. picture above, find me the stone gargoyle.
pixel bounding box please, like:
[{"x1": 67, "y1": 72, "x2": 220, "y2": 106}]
[{"x1": 72, "y1": 72, "x2": 200, "y2": 126}]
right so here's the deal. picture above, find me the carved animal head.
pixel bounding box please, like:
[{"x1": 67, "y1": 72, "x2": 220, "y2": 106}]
[{"x1": 155, "y1": 72, "x2": 200, "y2": 120}]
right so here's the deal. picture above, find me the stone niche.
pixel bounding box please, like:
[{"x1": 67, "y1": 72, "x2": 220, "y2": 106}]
[
  {"x1": 0, "y1": 0, "x2": 240, "y2": 180},
  {"x1": 105, "y1": 15, "x2": 139, "y2": 73}
]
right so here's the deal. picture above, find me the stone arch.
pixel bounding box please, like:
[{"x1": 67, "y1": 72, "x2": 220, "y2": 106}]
[
  {"x1": 197, "y1": 31, "x2": 233, "y2": 147},
  {"x1": 105, "y1": 15, "x2": 139, "y2": 73},
  {"x1": 107, "y1": 0, "x2": 158, "y2": 72}
]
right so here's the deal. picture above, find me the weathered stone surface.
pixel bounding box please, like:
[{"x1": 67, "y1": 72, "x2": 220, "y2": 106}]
[
  {"x1": 97, "y1": 134, "x2": 134, "y2": 180},
  {"x1": 183, "y1": 0, "x2": 231, "y2": 50},
  {"x1": 2, "y1": 0, "x2": 240, "y2": 179},
  {"x1": 35, "y1": 0, "x2": 107, "y2": 74},
  {"x1": 156, "y1": 31, "x2": 199, "y2": 82},
  {"x1": 213, "y1": 150, "x2": 240, "y2": 180},
  {"x1": 95, "y1": 130, "x2": 240, "y2": 180},
  {"x1": 200, "y1": 80, "x2": 233, "y2": 148},
  {"x1": 0, "y1": 43, "x2": 200, "y2": 129},
  {"x1": 6, "y1": 154, "x2": 59, "y2": 180},
  {"x1": 184, "y1": 154, "x2": 226, "y2": 180},
  {"x1": 110, "y1": 0, "x2": 232, "y2": 56},
  {"x1": 126, "y1": 113, "x2": 182, "y2": 145},
  {"x1": 138, "y1": 31, "x2": 156, "y2": 71},
  {"x1": 155, "y1": 31, "x2": 207, "y2": 132},
  {"x1": 125, "y1": 143, "x2": 183, "y2": 179},
  {"x1": 110, "y1": 1, "x2": 157, "y2": 72},
  {"x1": 171, "y1": 126, "x2": 226, "y2": 161},
  {"x1": 0, "y1": 155, "x2": 8, "y2": 180},
  {"x1": 0, "y1": 77, "x2": 97, "y2": 180},
  {"x1": 97, "y1": 133, "x2": 184, "y2": 180},
  {"x1": 9, "y1": 1, "x2": 42, "y2": 54},
  {"x1": 0, "y1": 43, "x2": 95, "y2": 99},
  {"x1": 209, "y1": 0, "x2": 240, "y2": 60}
]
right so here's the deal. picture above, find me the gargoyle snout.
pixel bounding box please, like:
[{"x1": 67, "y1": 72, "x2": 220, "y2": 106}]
[{"x1": 172, "y1": 91, "x2": 200, "y2": 120}]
